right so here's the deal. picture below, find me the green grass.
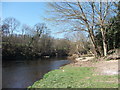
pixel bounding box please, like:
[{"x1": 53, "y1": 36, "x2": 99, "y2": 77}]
[{"x1": 28, "y1": 65, "x2": 118, "y2": 88}]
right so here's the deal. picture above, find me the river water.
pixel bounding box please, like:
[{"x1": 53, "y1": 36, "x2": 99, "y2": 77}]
[{"x1": 2, "y1": 57, "x2": 71, "y2": 88}]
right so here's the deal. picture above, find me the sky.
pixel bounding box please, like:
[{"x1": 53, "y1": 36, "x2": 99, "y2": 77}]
[{"x1": 2, "y1": 2, "x2": 66, "y2": 38}]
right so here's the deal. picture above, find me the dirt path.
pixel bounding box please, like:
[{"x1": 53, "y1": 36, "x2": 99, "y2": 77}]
[
  {"x1": 94, "y1": 60, "x2": 119, "y2": 75},
  {"x1": 70, "y1": 57, "x2": 119, "y2": 75}
]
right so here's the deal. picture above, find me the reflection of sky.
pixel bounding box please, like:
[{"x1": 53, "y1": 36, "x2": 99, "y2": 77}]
[{"x1": 2, "y1": 2, "x2": 67, "y2": 38}]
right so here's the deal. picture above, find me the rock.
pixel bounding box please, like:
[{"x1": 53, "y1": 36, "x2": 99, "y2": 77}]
[
  {"x1": 75, "y1": 56, "x2": 94, "y2": 61},
  {"x1": 44, "y1": 56, "x2": 50, "y2": 58},
  {"x1": 107, "y1": 49, "x2": 120, "y2": 60},
  {"x1": 107, "y1": 54, "x2": 120, "y2": 60},
  {"x1": 75, "y1": 57, "x2": 84, "y2": 61}
]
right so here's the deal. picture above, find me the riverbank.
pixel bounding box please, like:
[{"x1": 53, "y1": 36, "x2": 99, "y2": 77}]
[{"x1": 28, "y1": 57, "x2": 119, "y2": 88}]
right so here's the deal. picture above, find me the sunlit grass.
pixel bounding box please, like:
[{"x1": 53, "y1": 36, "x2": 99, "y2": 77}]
[{"x1": 28, "y1": 65, "x2": 118, "y2": 88}]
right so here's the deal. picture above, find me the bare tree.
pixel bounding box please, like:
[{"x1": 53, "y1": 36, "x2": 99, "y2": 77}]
[
  {"x1": 1, "y1": 24, "x2": 10, "y2": 36},
  {"x1": 34, "y1": 23, "x2": 47, "y2": 38},
  {"x1": 3, "y1": 17, "x2": 20, "y2": 35},
  {"x1": 95, "y1": 2, "x2": 116, "y2": 56},
  {"x1": 21, "y1": 24, "x2": 32, "y2": 36},
  {"x1": 48, "y1": 2, "x2": 116, "y2": 56},
  {"x1": 65, "y1": 31, "x2": 90, "y2": 55}
]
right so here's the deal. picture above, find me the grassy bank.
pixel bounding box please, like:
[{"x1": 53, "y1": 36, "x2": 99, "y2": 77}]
[{"x1": 28, "y1": 65, "x2": 118, "y2": 88}]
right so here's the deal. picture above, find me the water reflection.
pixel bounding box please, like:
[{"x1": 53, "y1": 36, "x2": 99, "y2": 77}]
[{"x1": 2, "y1": 57, "x2": 71, "y2": 88}]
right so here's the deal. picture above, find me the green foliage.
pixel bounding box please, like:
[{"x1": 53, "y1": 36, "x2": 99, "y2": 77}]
[
  {"x1": 106, "y1": 16, "x2": 120, "y2": 50},
  {"x1": 95, "y1": 2, "x2": 120, "y2": 52},
  {"x1": 29, "y1": 66, "x2": 118, "y2": 88}
]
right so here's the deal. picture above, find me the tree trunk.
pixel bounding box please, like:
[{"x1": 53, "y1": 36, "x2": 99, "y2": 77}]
[
  {"x1": 90, "y1": 34, "x2": 101, "y2": 57},
  {"x1": 85, "y1": 23, "x2": 101, "y2": 57},
  {"x1": 88, "y1": 29, "x2": 101, "y2": 57},
  {"x1": 101, "y1": 27, "x2": 107, "y2": 56}
]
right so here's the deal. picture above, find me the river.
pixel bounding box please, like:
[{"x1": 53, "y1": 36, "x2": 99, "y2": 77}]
[{"x1": 2, "y1": 57, "x2": 71, "y2": 88}]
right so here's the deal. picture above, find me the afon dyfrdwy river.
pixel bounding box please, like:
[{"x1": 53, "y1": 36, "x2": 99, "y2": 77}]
[{"x1": 2, "y1": 57, "x2": 71, "y2": 88}]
